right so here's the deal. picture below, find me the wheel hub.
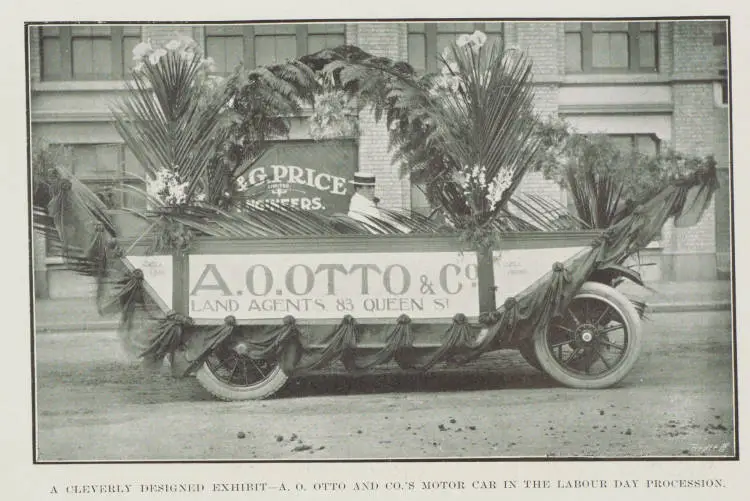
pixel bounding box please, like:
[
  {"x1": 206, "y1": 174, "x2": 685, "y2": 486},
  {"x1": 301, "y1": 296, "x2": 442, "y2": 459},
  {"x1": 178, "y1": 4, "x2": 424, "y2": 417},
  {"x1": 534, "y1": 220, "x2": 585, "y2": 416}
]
[
  {"x1": 575, "y1": 323, "x2": 598, "y2": 344},
  {"x1": 233, "y1": 342, "x2": 249, "y2": 356}
]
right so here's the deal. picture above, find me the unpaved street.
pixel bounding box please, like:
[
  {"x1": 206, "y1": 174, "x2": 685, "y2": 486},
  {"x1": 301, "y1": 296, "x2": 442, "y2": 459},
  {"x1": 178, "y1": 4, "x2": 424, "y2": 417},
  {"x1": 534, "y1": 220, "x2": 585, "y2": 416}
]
[{"x1": 34, "y1": 311, "x2": 734, "y2": 461}]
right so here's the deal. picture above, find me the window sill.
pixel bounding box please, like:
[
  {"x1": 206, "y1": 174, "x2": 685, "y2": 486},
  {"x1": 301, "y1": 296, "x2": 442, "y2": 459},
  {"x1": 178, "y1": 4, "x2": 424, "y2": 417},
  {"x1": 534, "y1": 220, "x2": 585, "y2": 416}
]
[
  {"x1": 32, "y1": 80, "x2": 131, "y2": 92},
  {"x1": 563, "y1": 73, "x2": 667, "y2": 85}
]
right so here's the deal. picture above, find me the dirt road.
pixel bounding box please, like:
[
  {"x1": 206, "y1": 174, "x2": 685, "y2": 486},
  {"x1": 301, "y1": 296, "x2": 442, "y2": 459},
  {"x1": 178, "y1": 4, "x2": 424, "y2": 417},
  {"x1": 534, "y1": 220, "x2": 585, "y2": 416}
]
[{"x1": 34, "y1": 311, "x2": 734, "y2": 460}]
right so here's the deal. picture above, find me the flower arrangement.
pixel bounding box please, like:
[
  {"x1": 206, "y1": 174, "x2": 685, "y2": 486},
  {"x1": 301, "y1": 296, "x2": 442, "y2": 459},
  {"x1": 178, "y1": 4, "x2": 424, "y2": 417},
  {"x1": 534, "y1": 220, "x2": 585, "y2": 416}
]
[
  {"x1": 131, "y1": 36, "x2": 216, "y2": 74},
  {"x1": 146, "y1": 167, "x2": 190, "y2": 206},
  {"x1": 411, "y1": 31, "x2": 538, "y2": 249}
]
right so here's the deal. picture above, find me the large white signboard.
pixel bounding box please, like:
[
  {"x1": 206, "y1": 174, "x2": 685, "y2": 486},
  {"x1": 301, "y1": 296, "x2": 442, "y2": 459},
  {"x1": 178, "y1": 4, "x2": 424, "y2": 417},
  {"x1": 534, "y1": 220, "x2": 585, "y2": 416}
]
[
  {"x1": 188, "y1": 252, "x2": 480, "y2": 322},
  {"x1": 128, "y1": 247, "x2": 589, "y2": 322}
]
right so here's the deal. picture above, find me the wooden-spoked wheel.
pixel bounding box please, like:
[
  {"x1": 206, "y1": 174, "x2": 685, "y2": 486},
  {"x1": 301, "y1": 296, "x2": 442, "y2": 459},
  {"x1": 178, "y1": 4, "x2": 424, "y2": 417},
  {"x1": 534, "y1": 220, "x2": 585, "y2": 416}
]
[
  {"x1": 533, "y1": 281, "x2": 642, "y2": 389},
  {"x1": 195, "y1": 330, "x2": 289, "y2": 401}
]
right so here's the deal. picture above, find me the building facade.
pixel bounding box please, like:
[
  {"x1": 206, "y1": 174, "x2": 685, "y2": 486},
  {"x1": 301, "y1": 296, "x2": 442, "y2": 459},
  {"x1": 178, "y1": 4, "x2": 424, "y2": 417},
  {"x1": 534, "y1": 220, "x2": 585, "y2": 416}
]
[{"x1": 28, "y1": 20, "x2": 731, "y2": 298}]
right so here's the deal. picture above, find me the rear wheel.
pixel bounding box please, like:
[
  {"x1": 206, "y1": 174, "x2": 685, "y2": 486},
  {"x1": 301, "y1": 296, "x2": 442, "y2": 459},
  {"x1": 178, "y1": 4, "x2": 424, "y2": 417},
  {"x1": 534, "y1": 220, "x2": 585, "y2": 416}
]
[
  {"x1": 196, "y1": 331, "x2": 289, "y2": 401},
  {"x1": 533, "y1": 281, "x2": 642, "y2": 389}
]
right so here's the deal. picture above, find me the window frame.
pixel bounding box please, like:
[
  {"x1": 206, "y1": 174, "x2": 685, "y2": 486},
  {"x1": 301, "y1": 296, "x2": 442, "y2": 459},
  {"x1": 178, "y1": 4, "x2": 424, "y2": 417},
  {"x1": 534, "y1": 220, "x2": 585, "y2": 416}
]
[
  {"x1": 204, "y1": 23, "x2": 346, "y2": 74},
  {"x1": 43, "y1": 143, "x2": 145, "y2": 256},
  {"x1": 407, "y1": 22, "x2": 504, "y2": 73},
  {"x1": 40, "y1": 25, "x2": 141, "y2": 81},
  {"x1": 565, "y1": 22, "x2": 659, "y2": 74},
  {"x1": 607, "y1": 133, "x2": 661, "y2": 156},
  {"x1": 55, "y1": 143, "x2": 146, "y2": 210}
]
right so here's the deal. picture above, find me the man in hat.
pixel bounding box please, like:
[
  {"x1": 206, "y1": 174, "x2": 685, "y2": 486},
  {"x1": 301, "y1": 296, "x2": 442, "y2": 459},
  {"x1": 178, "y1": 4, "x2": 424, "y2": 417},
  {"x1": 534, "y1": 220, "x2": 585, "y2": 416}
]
[
  {"x1": 347, "y1": 172, "x2": 381, "y2": 222},
  {"x1": 348, "y1": 172, "x2": 411, "y2": 233}
]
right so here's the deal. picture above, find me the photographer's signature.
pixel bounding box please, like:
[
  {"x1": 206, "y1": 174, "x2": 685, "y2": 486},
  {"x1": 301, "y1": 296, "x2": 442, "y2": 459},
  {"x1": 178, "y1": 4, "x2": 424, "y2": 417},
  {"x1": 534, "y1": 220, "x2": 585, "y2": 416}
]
[{"x1": 689, "y1": 442, "x2": 732, "y2": 454}]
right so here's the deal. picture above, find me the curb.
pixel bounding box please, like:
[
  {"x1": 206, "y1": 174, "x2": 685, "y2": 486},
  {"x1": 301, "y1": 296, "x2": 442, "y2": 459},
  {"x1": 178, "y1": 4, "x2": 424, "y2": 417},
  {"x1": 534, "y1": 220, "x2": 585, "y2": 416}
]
[
  {"x1": 35, "y1": 321, "x2": 119, "y2": 333},
  {"x1": 33, "y1": 301, "x2": 732, "y2": 332},
  {"x1": 647, "y1": 301, "x2": 732, "y2": 314}
]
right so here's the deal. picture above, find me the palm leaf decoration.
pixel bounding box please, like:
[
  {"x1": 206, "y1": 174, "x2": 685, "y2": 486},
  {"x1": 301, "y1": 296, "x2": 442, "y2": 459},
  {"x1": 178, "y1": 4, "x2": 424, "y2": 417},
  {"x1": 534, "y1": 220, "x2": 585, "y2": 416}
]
[
  {"x1": 111, "y1": 39, "x2": 230, "y2": 203},
  {"x1": 535, "y1": 117, "x2": 719, "y2": 229},
  {"x1": 301, "y1": 33, "x2": 542, "y2": 244}
]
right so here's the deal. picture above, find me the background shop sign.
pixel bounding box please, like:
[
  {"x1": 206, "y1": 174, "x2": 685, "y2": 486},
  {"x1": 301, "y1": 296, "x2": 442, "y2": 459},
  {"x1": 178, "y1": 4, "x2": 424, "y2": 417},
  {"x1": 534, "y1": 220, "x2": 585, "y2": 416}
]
[{"x1": 247, "y1": 140, "x2": 357, "y2": 214}]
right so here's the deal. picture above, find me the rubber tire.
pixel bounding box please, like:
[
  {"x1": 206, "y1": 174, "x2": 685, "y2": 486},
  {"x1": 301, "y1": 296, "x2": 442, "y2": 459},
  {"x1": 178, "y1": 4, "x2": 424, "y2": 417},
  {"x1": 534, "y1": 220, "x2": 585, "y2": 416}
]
[
  {"x1": 196, "y1": 361, "x2": 289, "y2": 401},
  {"x1": 518, "y1": 339, "x2": 543, "y2": 371},
  {"x1": 533, "y1": 281, "x2": 642, "y2": 389}
]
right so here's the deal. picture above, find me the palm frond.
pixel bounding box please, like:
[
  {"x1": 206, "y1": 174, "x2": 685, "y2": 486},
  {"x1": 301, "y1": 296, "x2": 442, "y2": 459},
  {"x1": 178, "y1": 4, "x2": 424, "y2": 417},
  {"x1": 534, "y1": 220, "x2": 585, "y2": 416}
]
[{"x1": 111, "y1": 51, "x2": 230, "y2": 203}]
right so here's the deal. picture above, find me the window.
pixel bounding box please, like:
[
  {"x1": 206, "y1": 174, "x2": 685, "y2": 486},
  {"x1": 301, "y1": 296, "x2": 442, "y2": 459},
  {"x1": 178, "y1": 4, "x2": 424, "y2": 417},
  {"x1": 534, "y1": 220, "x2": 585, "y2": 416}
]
[
  {"x1": 608, "y1": 134, "x2": 660, "y2": 157},
  {"x1": 54, "y1": 144, "x2": 146, "y2": 210},
  {"x1": 407, "y1": 22, "x2": 504, "y2": 73},
  {"x1": 40, "y1": 25, "x2": 141, "y2": 81},
  {"x1": 715, "y1": 77, "x2": 728, "y2": 107},
  {"x1": 204, "y1": 23, "x2": 345, "y2": 73},
  {"x1": 43, "y1": 144, "x2": 145, "y2": 257},
  {"x1": 565, "y1": 22, "x2": 657, "y2": 73}
]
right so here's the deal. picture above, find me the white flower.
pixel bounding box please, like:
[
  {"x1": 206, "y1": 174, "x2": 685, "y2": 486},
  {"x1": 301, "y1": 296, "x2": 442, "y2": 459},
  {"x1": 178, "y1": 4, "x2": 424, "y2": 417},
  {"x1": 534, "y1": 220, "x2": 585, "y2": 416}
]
[
  {"x1": 132, "y1": 41, "x2": 152, "y2": 61},
  {"x1": 469, "y1": 30, "x2": 488, "y2": 49},
  {"x1": 146, "y1": 167, "x2": 190, "y2": 205},
  {"x1": 201, "y1": 56, "x2": 216, "y2": 72},
  {"x1": 181, "y1": 48, "x2": 196, "y2": 61},
  {"x1": 165, "y1": 39, "x2": 181, "y2": 51},
  {"x1": 486, "y1": 166, "x2": 515, "y2": 210},
  {"x1": 195, "y1": 193, "x2": 207, "y2": 202},
  {"x1": 176, "y1": 35, "x2": 198, "y2": 51},
  {"x1": 453, "y1": 169, "x2": 469, "y2": 190},
  {"x1": 456, "y1": 34, "x2": 472, "y2": 47},
  {"x1": 148, "y1": 48, "x2": 167, "y2": 65}
]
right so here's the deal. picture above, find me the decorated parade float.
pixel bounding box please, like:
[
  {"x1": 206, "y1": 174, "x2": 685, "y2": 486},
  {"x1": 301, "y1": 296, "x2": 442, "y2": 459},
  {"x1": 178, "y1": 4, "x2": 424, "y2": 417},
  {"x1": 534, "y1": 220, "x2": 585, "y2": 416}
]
[{"x1": 33, "y1": 31, "x2": 718, "y2": 400}]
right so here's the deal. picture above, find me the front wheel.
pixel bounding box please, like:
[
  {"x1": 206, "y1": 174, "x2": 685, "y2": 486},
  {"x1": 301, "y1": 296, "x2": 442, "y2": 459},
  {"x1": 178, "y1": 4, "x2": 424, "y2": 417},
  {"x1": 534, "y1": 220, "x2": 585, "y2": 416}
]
[
  {"x1": 533, "y1": 281, "x2": 642, "y2": 389},
  {"x1": 195, "y1": 331, "x2": 289, "y2": 401}
]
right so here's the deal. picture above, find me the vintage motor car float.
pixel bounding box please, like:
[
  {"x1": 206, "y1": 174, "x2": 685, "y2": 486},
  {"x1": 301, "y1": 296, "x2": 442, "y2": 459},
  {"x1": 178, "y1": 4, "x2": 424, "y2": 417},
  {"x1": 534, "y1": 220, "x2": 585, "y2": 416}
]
[{"x1": 32, "y1": 34, "x2": 719, "y2": 401}]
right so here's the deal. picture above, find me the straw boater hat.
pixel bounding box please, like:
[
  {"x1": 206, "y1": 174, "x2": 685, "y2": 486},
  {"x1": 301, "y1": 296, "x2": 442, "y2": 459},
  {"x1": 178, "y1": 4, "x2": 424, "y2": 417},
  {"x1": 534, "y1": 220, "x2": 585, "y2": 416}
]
[{"x1": 351, "y1": 171, "x2": 376, "y2": 187}]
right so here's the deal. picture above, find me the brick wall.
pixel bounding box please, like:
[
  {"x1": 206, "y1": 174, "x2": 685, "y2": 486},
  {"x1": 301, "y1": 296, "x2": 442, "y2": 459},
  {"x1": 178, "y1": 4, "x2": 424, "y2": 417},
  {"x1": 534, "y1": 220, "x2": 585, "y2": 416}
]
[
  {"x1": 354, "y1": 23, "x2": 409, "y2": 209},
  {"x1": 713, "y1": 101, "x2": 731, "y2": 277},
  {"x1": 515, "y1": 22, "x2": 561, "y2": 77},
  {"x1": 28, "y1": 26, "x2": 41, "y2": 83},
  {"x1": 511, "y1": 23, "x2": 564, "y2": 203},
  {"x1": 663, "y1": 82, "x2": 717, "y2": 260},
  {"x1": 659, "y1": 21, "x2": 674, "y2": 75},
  {"x1": 672, "y1": 20, "x2": 727, "y2": 76}
]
